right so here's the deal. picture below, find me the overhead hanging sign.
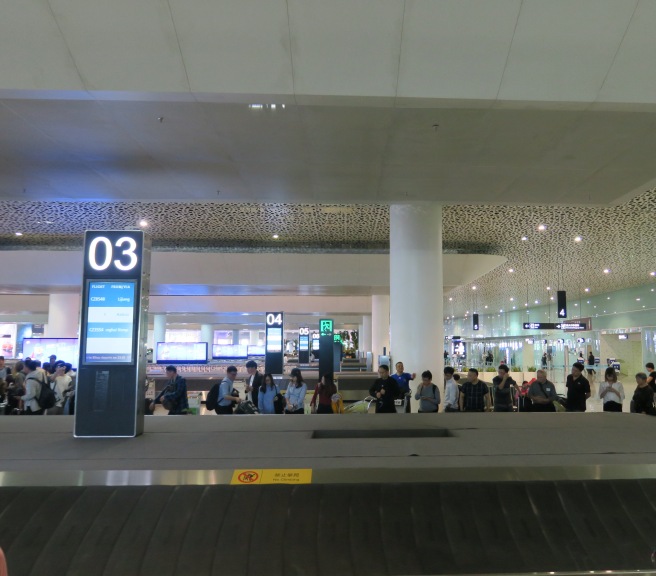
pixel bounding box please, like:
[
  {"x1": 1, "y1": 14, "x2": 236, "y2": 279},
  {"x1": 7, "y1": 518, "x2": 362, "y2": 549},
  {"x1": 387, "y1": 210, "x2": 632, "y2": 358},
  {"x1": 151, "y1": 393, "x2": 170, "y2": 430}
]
[
  {"x1": 523, "y1": 321, "x2": 588, "y2": 331},
  {"x1": 557, "y1": 290, "x2": 567, "y2": 318}
]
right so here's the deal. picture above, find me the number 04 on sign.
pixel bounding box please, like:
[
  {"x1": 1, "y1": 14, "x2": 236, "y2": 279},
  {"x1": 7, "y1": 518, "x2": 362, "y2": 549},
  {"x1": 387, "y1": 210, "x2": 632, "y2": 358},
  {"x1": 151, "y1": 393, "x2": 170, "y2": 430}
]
[{"x1": 231, "y1": 469, "x2": 313, "y2": 485}]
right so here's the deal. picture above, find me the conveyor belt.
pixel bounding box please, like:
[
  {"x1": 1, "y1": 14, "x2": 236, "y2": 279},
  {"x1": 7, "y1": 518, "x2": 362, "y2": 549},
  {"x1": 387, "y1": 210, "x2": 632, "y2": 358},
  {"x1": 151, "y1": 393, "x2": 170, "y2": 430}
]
[{"x1": 1, "y1": 480, "x2": 655, "y2": 575}]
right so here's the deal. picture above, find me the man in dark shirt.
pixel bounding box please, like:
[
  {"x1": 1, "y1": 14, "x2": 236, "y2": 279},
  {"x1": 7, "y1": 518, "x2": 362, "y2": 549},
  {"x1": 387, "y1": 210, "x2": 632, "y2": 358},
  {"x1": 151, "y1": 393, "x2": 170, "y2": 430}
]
[
  {"x1": 156, "y1": 365, "x2": 189, "y2": 415},
  {"x1": 645, "y1": 363, "x2": 656, "y2": 393},
  {"x1": 633, "y1": 372, "x2": 656, "y2": 415},
  {"x1": 459, "y1": 369, "x2": 491, "y2": 412},
  {"x1": 492, "y1": 364, "x2": 517, "y2": 412},
  {"x1": 565, "y1": 362, "x2": 590, "y2": 412},
  {"x1": 369, "y1": 365, "x2": 400, "y2": 414}
]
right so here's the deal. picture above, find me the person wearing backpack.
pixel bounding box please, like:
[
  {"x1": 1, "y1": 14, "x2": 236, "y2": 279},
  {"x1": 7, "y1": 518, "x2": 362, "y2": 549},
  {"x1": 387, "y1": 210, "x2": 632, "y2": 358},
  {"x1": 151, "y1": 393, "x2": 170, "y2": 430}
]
[
  {"x1": 415, "y1": 370, "x2": 440, "y2": 413},
  {"x1": 20, "y1": 359, "x2": 45, "y2": 415},
  {"x1": 47, "y1": 363, "x2": 71, "y2": 415}
]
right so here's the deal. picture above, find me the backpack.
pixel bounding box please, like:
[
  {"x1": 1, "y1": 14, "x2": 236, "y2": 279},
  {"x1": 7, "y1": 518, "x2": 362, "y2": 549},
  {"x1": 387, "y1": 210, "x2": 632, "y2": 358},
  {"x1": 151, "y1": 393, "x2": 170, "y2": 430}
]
[
  {"x1": 34, "y1": 373, "x2": 56, "y2": 410},
  {"x1": 234, "y1": 400, "x2": 259, "y2": 415},
  {"x1": 273, "y1": 386, "x2": 285, "y2": 414},
  {"x1": 205, "y1": 383, "x2": 219, "y2": 412}
]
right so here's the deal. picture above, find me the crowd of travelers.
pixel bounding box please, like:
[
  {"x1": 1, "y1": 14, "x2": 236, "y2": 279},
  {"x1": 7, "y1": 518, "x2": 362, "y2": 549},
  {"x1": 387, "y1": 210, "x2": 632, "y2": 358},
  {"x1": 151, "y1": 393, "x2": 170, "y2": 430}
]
[{"x1": 0, "y1": 354, "x2": 76, "y2": 415}]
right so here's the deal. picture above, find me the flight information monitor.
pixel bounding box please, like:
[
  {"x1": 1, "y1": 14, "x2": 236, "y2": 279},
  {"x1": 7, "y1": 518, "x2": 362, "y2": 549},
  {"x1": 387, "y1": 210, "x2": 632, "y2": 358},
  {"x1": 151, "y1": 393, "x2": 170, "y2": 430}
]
[
  {"x1": 157, "y1": 342, "x2": 208, "y2": 364},
  {"x1": 84, "y1": 280, "x2": 136, "y2": 364},
  {"x1": 212, "y1": 344, "x2": 248, "y2": 359}
]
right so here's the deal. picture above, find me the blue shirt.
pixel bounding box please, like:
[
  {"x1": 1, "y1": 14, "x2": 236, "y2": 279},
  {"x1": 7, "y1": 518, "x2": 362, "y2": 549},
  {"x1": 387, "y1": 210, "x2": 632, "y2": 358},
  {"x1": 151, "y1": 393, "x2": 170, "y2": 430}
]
[
  {"x1": 285, "y1": 382, "x2": 307, "y2": 411},
  {"x1": 258, "y1": 384, "x2": 279, "y2": 414},
  {"x1": 392, "y1": 372, "x2": 413, "y2": 394},
  {"x1": 218, "y1": 377, "x2": 234, "y2": 407}
]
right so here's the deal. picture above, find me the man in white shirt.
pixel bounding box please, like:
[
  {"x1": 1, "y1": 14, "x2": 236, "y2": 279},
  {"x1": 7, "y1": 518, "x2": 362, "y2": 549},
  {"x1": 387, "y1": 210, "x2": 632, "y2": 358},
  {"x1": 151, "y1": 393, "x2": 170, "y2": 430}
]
[
  {"x1": 443, "y1": 366, "x2": 459, "y2": 412},
  {"x1": 244, "y1": 360, "x2": 263, "y2": 406},
  {"x1": 48, "y1": 363, "x2": 71, "y2": 415}
]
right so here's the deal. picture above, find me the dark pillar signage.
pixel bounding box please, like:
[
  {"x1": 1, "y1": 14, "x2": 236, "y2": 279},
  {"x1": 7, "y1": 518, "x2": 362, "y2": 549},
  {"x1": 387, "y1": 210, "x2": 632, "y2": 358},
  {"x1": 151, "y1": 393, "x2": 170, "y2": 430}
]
[
  {"x1": 557, "y1": 290, "x2": 567, "y2": 318},
  {"x1": 298, "y1": 326, "x2": 310, "y2": 364},
  {"x1": 75, "y1": 230, "x2": 151, "y2": 438},
  {"x1": 318, "y1": 318, "x2": 334, "y2": 379},
  {"x1": 472, "y1": 313, "x2": 479, "y2": 331},
  {"x1": 265, "y1": 312, "x2": 284, "y2": 374}
]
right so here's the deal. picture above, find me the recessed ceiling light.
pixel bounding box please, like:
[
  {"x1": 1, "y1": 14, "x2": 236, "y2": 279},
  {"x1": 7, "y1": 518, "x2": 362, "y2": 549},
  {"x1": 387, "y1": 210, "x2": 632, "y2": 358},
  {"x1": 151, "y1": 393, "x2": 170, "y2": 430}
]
[
  {"x1": 650, "y1": 271, "x2": 656, "y2": 277},
  {"x1": 574, "y1": 236, "x2": 582, "y2": 242},
  {"x1": 512, "y1": 306, "x2": 516, "y2": 309},
  {"x1": 472, "y1": 286, "x2": 477, "y2": 290},
  {"x1": 499, "y1": 309, "x2": 503, "y2": 313},
  {"x1": 448, "y1": 297, "x2": 453, "y2": 301},
  {"x1": 272, "y1": 234, "x2": 279, "y2": 239},
  {"x1": 15, "y1": 232, "x2": 22, "y2": 236},
  {"x1": 546, "y1": 286, "x2": 551, "y2": 291},
  {"x1": 538, "y1": 224, "x2": 547, "y2": 231},
  {"x1": 550, "y1": 296, "x2": 554, "y2": 301},
  {"x1": 584, "y1": 288, "x2": 590, "y2": 292},
  {"x1": 586, "y1": 300, "x2": 590, "y2": 304},
  {"x1": 510, "y1": 297, "x2": 514, "y2": 301},
  {"x1": 508, "y1": 268, "x2": 514, "y2": 273},
  {"x1": 603, "y1": 268, "x2": 610, "y2": 274},
  {"x1": 534, "y1": 300, "x2": 539, "y2": 304},
  {"x1": 607, "y1": 297, "x2": 611, "y2": 300},
  {"x1": 484, "y1": 305, "x2": 488, "y2": 309},
  {"x1": 139, "y1": 220, "x2": 148, "y2": 227},
  {"x1": 636, "y1": 298, "x2": 641, "y2": 301}
]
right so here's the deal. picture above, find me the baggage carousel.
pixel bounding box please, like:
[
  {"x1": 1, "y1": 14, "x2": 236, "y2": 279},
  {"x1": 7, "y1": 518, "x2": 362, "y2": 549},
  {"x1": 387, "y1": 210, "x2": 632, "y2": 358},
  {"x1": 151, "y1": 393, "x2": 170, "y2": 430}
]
[{"x1": 1, "y1": 413, "x2": 656, "y2": 575}]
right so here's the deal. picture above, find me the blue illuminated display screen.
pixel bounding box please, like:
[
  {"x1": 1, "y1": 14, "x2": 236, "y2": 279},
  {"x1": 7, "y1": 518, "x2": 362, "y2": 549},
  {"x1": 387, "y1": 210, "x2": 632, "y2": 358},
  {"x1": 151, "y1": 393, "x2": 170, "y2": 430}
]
[
  {"x1": 299, "y1": 335, "x2": 309, "y2": 351},
  {"x1": 84, "y1": 281, "x2": 136, "y2": 364}
]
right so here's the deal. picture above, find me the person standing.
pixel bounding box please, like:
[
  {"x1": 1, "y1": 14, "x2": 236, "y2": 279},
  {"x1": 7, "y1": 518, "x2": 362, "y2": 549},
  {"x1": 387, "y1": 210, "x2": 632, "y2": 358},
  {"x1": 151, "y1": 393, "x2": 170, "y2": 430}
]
[
  {"x1": 258, "y1": 373, "x2": 279, "y2": 415},
  {"x1": 541, "y1": 352, "x2": 548, "y2": 369},
  {"x1": 310, "y1": 372, "x2": 337, "y2": 414},
  {"x1": 443, "y1": 367, "x2": 459, "y2": 412},
  {"x1": 369, "y1": 365, "x2": 400, "y2": 414},
  {"x1": 244, "y1": 360, "x2": 263, "y2": 408},
  {"x1": 632, "y1": 373, "x2": 656, "y2": 415},
  {"x1": 459, "y1": 369, "x2": 491, "y2": 413},
  {"x1": 47, "y1": 363, "x2": 71, "y2": 415},
  {"x1": 598, "y1": 367, "x2": 625, "y2": 412},
  {"x1": 492, "y1": 364, "x2": 517, "y2": 412},
  {"x1": 0, "y1": 356, "x2": 9, "y2": 381},
  {"x1": 565, "y1": 362, "x2": 591, "y2": 412},
  {"x1": 285, "y1": 368, "x2": 307, "y2": 414},
  {"x1": 21, "y1": 359, "x2": 45, "y2": 415},
  {"x1": 216, "y1": 365, "x2": 241, "y2": 415},
  {"x1": 414, "y1": 371, "x2": 440, "y2": 413},
  {"x1": 645, "y1": 362, "x2": 656, "y2": 393},
  {"x1": 391, "y1": 361, "x2": 416, "y2": 413},
  {"x1": 528, "y1": 369, "x2": 558, "y2": 412}
]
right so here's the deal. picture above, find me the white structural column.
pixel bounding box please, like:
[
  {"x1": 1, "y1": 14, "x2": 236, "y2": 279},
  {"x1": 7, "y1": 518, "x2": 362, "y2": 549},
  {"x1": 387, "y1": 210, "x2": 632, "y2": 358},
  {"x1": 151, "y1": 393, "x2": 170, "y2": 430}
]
[
  {"x1": 389, "y1": 204, "x2": 444, "y2": 410},
  {"x1": 371, "y1": 294, "x2": 390, "y2": 369},
  {"x1": 46, "y1": 293, "x2": 81, "y2": 338},
  {"x1": 249, "y1": 330, "x2": 259, "y2": 345},
  {"x1": 201, "y1": 324, "x2": 214, "y2": 358},
  {"x1": 360, "y1": 316, "x2": 372, "y2": 357},
  {"x1": 153, "y1": 314, "x2": 166, "y2": 362}
]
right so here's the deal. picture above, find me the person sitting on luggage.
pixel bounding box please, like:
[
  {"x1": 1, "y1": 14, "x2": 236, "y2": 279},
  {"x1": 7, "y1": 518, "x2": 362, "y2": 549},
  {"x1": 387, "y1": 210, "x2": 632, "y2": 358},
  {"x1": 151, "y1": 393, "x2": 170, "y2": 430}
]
[
  {"x1": 284, "y1": 368, "x2": 307, "y2": 414},
  {"x1": 310, "y1": 372, "x2": 337, "y2": 414},
  {"x1": 459, "y1": 369, "x2": 491, "y2": 413},
  {"x1": 258, "y1": 373, "x2": 279, "y2": 415},
  {"x1": 155, "y1": 365, "x2": 189, "y2": 415},
  {"x1": 369, "y1": 365, "x2": 399, "y2": 414},
  {"x1": 415, "y1": 370, "x2": 440, "y2": 413},
  {"x1": 528, "y1": 370, "x2": 557, "y2": 412}
]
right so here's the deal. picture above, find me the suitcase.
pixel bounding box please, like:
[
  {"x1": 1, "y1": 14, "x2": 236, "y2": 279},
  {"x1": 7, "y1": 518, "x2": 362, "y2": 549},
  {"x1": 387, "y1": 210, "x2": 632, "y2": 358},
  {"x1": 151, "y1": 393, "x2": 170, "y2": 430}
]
[{"x1": 235, "y1": 400, "x2": 259, "y2": 415}]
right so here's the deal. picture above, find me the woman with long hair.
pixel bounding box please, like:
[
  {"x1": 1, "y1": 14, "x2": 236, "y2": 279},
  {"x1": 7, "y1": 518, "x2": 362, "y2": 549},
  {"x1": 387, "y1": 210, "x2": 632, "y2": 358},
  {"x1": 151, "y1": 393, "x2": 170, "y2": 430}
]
[
  {"x1": 258, "y1": 373, "x2": 279, "y2": 415},
  {"x1": 599, "y1": 366, "x2": 625, "y2": 412},
  {"x1": 310, "y1": 372, "x2": 337, "y2": 414},
  {"x1": 285, "y1": 368, "x2": 307, "y2": 414}
]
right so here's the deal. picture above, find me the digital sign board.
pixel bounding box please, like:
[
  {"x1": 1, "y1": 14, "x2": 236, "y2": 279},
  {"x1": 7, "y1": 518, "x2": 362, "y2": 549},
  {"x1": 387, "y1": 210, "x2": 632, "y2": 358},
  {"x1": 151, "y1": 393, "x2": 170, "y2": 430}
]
[
  {"x1": 298, "y1": 326, "x2": 310, "y2": 363},
  {"x1": 265, "y1": 312, "x2": 284, "y2": 374},
  {"x1": 23, "y1": 338, "x2": 79, "y2": 368},
  {"x1": 523, "y1": 321, "x2": 587, "y2": 330},
  {"x1": 76, "y1": 230, "x2": 150, "y2": 438},
  {"x1": 311, "y1": 332, "x2": 320, "y2": 351},
  {"x1": 84, "y1": 281, "x2": 136, "y2": 364},
  {"x1": 557, "y1": 290, "x2": 567, "y2": 318},
  {"x1": 157, "y1": 342, "x2": 208, "y2": 364},
  {"x1": 319, "y1": 318, "x2": 334, "y2": 378},
  {"x1": 212, "y1": 344, "x2": 248, "y2": 359}
]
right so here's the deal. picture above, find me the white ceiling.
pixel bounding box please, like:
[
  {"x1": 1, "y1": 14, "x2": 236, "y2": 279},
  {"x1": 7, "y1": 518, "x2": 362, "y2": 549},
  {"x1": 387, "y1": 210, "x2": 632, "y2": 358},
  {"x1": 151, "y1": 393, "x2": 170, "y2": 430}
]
[{"x1": 2, "y1": 0, "x2": 655, "y2": 104}]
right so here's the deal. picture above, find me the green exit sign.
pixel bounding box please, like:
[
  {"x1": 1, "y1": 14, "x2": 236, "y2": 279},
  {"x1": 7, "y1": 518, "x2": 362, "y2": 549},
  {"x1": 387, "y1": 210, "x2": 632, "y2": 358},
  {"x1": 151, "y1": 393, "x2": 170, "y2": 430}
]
[
  {"x1": 333, "y1": 334, "x2": 342, "y2": 343},
  {"x1": 320, "y1": 319, "x2": 333, "y2": 336}
]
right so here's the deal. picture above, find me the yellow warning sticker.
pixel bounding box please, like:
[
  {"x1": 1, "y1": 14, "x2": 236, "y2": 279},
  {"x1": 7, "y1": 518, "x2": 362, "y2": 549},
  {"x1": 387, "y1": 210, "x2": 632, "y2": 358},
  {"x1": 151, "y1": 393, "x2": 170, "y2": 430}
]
[{"x1": 231, "y1": 469, "x2": 312, "y2": 485}]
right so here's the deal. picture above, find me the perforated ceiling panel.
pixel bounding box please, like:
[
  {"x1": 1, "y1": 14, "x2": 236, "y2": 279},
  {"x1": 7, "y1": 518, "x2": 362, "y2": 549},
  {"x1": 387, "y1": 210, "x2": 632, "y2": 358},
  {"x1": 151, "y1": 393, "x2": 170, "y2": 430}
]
[{"x1": 0, "y1": 189, "x2": 654, "y2": 316}]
